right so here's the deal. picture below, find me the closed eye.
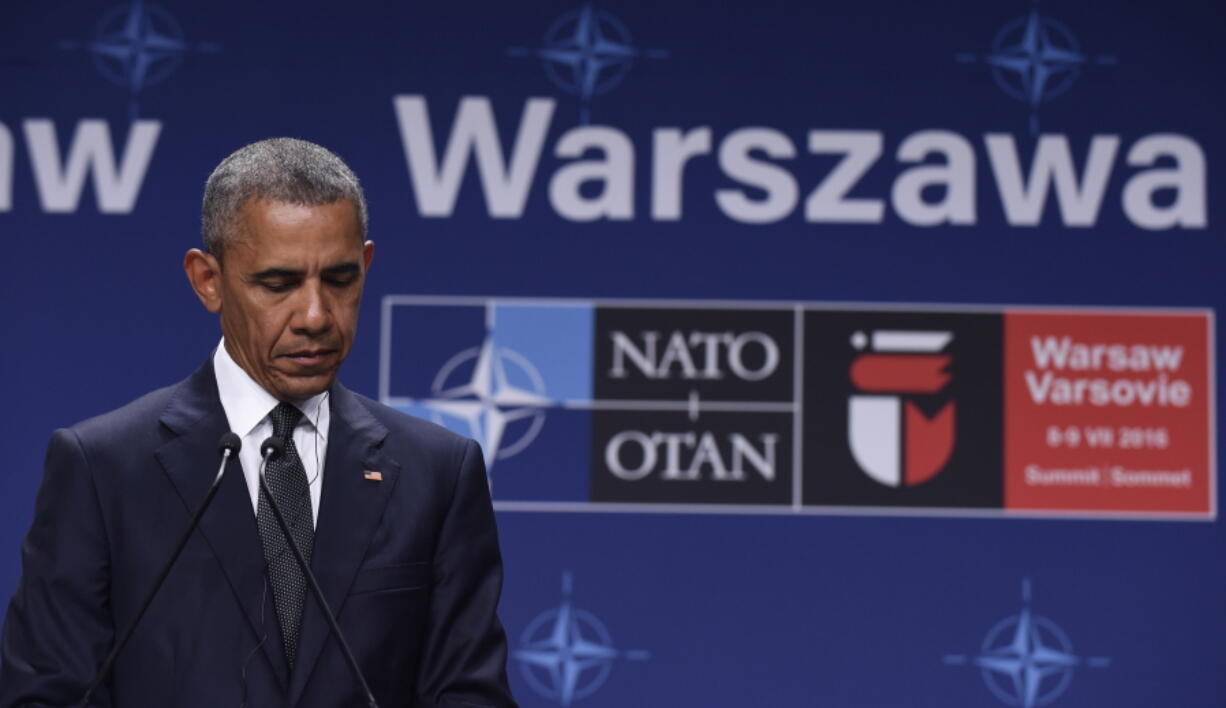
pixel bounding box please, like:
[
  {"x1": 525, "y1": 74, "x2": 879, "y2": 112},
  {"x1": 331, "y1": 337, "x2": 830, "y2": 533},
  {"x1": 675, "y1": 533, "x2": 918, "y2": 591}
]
[
  {"x1": 251, "y1": 270, "x2": 303, "y2": 292},
  {"x1": 323, "y1": 263, "x2": 361, "y2": 287},
  {"x1": 261, "y1": 281, "x2": 296, "y2": 293}
]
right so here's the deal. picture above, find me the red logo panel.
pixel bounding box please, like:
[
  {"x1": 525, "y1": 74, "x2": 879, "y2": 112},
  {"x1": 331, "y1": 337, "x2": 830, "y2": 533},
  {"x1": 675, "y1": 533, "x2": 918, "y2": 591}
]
[{"x1": 1004, "y1": 311, "x2": 1212, "y2": 515}]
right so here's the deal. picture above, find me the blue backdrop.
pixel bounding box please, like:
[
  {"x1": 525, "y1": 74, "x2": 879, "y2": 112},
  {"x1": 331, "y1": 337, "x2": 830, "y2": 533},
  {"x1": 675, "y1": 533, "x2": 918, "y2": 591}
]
[{"x1": 3, "y1": 1, "x2": 1223, "y2": 706}]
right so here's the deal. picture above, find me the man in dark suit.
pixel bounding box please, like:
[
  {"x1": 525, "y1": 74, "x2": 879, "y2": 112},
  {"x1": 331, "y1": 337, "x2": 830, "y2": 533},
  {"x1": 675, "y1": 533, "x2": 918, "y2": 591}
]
[{"x1": 0, "y1": 139, "x2": 517, "y2": 707}]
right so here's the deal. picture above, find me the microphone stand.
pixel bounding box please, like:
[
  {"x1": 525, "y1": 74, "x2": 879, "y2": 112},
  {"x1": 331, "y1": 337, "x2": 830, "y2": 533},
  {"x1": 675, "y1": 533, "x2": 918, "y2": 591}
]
[
  {"x1": 78, "y1": 434, "x2": 242, "y2": 708},
  {"x1": 258, "y1": 438, "x2": 379, "y2": 708}
]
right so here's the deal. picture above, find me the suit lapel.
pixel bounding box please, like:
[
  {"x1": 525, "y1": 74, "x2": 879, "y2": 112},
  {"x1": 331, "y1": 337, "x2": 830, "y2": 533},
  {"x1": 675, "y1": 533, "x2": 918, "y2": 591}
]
[
  {"x1": 288, "y1": 384, "x2": 400, "y2": 705},
  {"x1": 154, "y1": 361, "x2": 290, "y2": 690}
]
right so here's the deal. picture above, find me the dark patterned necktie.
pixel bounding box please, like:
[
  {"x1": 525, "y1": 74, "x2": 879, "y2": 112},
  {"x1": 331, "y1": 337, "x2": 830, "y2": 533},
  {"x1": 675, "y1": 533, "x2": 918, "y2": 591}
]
[{"x1": 256, "y1": 402, "x2": 315, "y2": 667}]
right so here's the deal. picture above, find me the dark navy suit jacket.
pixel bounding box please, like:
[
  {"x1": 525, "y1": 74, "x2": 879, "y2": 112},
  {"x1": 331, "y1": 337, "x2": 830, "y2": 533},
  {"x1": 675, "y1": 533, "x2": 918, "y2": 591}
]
[{"x1": 0, "y1": 361, "x2": 517, "y2": 707}]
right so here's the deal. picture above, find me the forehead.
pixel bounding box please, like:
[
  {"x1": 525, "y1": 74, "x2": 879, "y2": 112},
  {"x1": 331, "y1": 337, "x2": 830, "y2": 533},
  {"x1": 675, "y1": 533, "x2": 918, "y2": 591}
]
[{"x1": 230, "y1": 198, "x2": 363, "y2": 261}]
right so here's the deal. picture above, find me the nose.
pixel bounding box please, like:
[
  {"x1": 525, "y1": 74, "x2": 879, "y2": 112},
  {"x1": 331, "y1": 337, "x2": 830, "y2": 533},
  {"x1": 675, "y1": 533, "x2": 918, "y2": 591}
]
[{"x1": 291, "y1": 281, "x2": 332, "y2": 336}]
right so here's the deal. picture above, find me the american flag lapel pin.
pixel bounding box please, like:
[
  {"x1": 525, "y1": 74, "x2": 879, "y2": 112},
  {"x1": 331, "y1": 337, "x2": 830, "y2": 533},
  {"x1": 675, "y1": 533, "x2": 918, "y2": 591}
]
[{"x1": 363, "y1": 470, "x2": 383, "y2": 482}]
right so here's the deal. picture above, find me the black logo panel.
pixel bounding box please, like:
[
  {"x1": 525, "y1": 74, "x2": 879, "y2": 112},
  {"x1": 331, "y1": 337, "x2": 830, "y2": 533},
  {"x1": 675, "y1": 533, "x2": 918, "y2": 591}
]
[
  {"x1": 802, "y1": 310, "x2": 1003, "y2": 508},
  {"x1": 592, "y1": 410, "x2": 793, "y2": 505},
  {"x1": 594, "y1": 307, "x2": 794, "y2": 403}
]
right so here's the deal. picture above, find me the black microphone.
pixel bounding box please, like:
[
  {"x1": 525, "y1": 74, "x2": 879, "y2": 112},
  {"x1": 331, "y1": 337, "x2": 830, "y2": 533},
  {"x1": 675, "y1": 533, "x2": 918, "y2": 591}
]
[
  {"x1": 219, "y1": 432, "x2": 243, "y2": 457},
  {"x1": 260, "y1": 435, "x2": 284, "y2": 460},
  {"x1": 257, "y1": 437, "x2": 379, "y2": 708},
  {"x1": 78, "y1": 432, "x2": 242, "y2": 707}
]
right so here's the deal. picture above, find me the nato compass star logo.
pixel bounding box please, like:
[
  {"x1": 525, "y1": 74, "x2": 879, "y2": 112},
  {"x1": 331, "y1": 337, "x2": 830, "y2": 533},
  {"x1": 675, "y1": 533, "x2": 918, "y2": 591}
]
[
  {"x1": 414, "y1": 338, "x2": 553, "y2": 478},
  {"x1": 508, "y1": 3, "x2": 668, "y2": 124},
  {"x1": 515, "y1": 572, "x2": 649, "y2": 706},
  {"x1": 956, "y1": 0, "x2": 1115, "y2": 134},
  {"x1": 944, "y1": 579, "x2": 1110, "y2": 707},
  {"x1": 57, "y1": 1, "x2": 220, "y2": 120}
]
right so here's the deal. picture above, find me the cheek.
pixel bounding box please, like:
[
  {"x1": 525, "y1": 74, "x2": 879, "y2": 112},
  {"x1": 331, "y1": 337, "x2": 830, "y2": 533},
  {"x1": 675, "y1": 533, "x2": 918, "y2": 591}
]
[
  {"x1": 259, "y1": 311, "x2": 295, "y2": 347},
  {"x1": 228, "y1": 303, "x2": 286, "y2": 352},
  {"x1": 330, "y1": 294, "x2": 362, "y2": 327},
  {"x1": 338, "y1": 304, "x2": 363, "y2": 339}
]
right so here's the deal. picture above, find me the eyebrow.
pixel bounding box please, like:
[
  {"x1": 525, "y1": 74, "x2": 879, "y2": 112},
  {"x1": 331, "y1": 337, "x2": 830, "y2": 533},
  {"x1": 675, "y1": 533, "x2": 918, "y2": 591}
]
[
  {"x1": 322, "y1": 263, "x2": 362, "y2": 277},
  {"x1": 249, "y1": 262, "x2": 361, "y2": 280},
  {"x1": 250, "y1": 268, "x2": 303, "y2": 280}
]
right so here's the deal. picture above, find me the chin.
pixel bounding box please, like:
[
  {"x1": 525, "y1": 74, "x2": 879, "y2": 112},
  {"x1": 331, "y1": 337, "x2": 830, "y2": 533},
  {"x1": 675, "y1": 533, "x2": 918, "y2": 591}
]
[{"x1": 272, "y1": 375, "x2": 335, "y2": 401}]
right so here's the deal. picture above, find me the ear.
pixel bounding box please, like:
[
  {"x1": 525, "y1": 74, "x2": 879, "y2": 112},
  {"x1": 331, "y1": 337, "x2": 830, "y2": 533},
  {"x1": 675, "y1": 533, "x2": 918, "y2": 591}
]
[
  {"x1": 183, "y1": 248, "x2": 223, "y2": 314},
  {"x1": 362, "y1": 240, "x2": 374, "y2": 272}
]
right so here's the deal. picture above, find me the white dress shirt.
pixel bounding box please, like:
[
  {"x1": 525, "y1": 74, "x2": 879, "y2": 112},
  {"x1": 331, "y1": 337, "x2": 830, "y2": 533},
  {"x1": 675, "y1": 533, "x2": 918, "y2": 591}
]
[{"x1": 213, "y1": 339, "x2": 329, "y2": 526}]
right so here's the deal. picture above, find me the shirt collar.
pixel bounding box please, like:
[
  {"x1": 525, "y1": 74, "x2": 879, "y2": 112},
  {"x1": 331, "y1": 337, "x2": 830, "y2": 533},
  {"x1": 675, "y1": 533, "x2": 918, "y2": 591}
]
[{"x1": 213, "y1": 338, "x2": 330, "y2": 440}]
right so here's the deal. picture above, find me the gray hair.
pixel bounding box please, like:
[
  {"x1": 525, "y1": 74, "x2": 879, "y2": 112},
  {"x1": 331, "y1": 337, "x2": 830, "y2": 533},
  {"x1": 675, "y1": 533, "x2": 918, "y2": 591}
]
[{"x1": 201, "y1": 137, "x2": 368, "y2": 257}]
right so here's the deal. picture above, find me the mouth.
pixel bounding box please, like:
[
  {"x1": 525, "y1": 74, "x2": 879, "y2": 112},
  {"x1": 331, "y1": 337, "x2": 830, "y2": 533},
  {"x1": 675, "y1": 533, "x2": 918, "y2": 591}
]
[{"x1": 279, "y1": 348, "x2": 339, "y2": 372}]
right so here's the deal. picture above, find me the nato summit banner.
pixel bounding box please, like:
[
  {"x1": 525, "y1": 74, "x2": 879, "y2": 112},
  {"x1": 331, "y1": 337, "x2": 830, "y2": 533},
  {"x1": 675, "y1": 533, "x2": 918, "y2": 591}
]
[
  {"x1": 2, "y1": 1, "x2": 1222, "y2": 706},
  {"x1": 385, "y1": 297, "x2": 1212, "y2": 519}
]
